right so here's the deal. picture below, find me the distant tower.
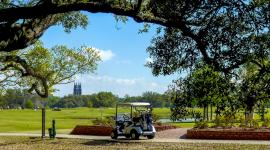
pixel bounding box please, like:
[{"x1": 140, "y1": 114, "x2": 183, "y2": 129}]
[{"x1": 73, "y1": 83, "x2": 82, "y2": 96}]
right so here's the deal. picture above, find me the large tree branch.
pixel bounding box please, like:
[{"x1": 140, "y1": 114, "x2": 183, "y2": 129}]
[
  {"x1": 2, "y1": 55, "x2": 49, "y2": 97},
  {"x1": 0, "y1": 1, "x2": 184, "y2": 30},
  {"x1": 0, "y1": 16, "x2": 55, "y2": 52}
]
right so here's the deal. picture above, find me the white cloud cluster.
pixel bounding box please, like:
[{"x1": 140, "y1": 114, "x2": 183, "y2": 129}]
[
  {"x1": 145, "y1": 57, "x2": 153, "y2": 63},
  {"x1": 91, "y1": 47, "x2": 115, "y2": 62},
  {"x1": 53, "y1": 75, "x2": 168, "y2": 97},
  {"x1": 88, "y1": 75, "x2": 141, "y2": 86}
]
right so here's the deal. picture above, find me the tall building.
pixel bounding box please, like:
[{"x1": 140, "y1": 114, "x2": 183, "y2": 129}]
[{"x1": 73, "y1": 83, "x2": 82, "y2": 96}]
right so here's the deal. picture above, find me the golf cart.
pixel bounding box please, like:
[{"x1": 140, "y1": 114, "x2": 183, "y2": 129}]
[{"x1": 110, "y1": 102, "x2": 156, "y2": 140}]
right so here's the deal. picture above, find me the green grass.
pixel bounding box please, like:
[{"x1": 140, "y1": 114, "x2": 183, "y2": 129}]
[
  {"x1": 0, "y1": 136, "x2": 270, "y2": 150},
  {"x1": 0, "y1": 107, "x2": 171, "y2": 133},
  {"x1": 1, "y1": 107, "x2": 269, "y2": 133}
]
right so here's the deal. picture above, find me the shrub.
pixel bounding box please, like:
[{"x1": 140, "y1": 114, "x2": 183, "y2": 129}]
[
  {"x1": 194, "y1": 121, "x2": 208, "y2": 129},
  {"x1": 92, "y1": 116, "x2": 114, "y2": 127},
  {"x1": 212, "y1": 117, "x2": 225, "y2": 128},
  {"x1": 240, "y1": 118, "x2": 260, "y2": 129},
  {"x1": 239, "y1": 117, "x2": 247, "y2": 128},
  {"x1": 262, "y1": 118, "x2": 270, "y2": 128},
  {"x1": 249, "y1": 119, "x2": 260, "y2": 129},
  {"x1": 151, "y1": 112, "x2": 160, "y2": 123},
  {"x1": 25, "y1": 100, "x2": 34, "y2": 109}
]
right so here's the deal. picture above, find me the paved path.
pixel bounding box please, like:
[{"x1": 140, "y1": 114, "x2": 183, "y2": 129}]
[{"x1": 1, "y1": 129, "x2": 270, "y2": 145}]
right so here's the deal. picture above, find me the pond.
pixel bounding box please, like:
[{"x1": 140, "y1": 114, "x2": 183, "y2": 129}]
[{"x1": 159, "y1": 118, "x2": 195, "y2": 123}]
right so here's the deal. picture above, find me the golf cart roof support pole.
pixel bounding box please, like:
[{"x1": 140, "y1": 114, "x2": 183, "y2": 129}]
[
  {"x1": 116, "y1": 104, "x2": 118, "y2": 123},
  {"x1": 131, "y1": 106, "x2": 133, "y2": 118}
]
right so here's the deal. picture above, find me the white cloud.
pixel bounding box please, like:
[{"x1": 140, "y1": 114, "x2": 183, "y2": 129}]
[
  {"x1": 53, "y1": 75, "x2": 168, "y2": 97},
  {"x1": 87, "y1": 75, "x2": 141, "y2": 86},
  {"x1": 92, "y1": 47, "x2": 115, "y2": 62},
  {"x1": 116, "y1": 78, "x2": 136, "y2": 86},
  {"x1": 150, "y1": 82, "x2": 158, "y2": 88},
  {"x1": 145, "y1": 57, "x2": 153, "y2": 63}
]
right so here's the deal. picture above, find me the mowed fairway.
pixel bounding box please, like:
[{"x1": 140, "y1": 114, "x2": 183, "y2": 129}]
[{"x1": 0, "y1": 107, "x2": 171, "y2": 133}]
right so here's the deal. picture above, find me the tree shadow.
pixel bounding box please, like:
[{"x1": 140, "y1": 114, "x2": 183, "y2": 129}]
[
  {"x1": 83, "y1": 138, "x2": 149, "y2": 146},
  {"x1": 179, "y1": 133, "x2": 187, "y2": 139}
]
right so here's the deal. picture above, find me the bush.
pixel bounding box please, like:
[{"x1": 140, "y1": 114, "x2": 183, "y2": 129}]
[
  {"x1": 249, "y1": 119, "x2": 260, "y2": 129},
  {"x1": 151, "y1": 112, "x2": 160, "y2": 123},
  {"x1": 212, "y1": 117, "x2": 225, "y2": 128},
  {"x1": 194, "y1": 121, "x2": 208, "y2": 129},
  {"x1": 239, "y1": 118, "x2": 260, "y2": 129},
  {"x1": 262, "y1": 118, "x2": 270, "y2": 128},
  {"x1": 239, "y1": 117, "x2": 247, "y2": 128},
  {"x1": 92, "y1": 116, "x2": 114, "y2": 127},
  {"x1": 25, "y1": 100, "x2": 34, "y2": 109}
]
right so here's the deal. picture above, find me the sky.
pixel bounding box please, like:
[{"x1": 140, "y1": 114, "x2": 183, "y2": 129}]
[{"x1": 41, "y1": 13, "x2": 177, "y2": 98}]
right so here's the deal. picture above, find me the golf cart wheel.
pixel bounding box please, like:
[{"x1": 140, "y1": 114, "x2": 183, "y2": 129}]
[
  {"x1": 111, "y1": 130, "x2": 118, "y2": 139},
  {"x1": 125, "y1": 135, "x2": 130, "y2": 138},
  {"x1": 130, "y1": 130, "x2": 139, "y2": 140},
  {"x1": 147, "y1": 133, "x2": 155, "y2": 139}
]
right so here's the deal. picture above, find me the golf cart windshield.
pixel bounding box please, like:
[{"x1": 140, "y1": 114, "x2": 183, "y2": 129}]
[
  {"x1": 116, "y1": 102, "x2": 152, "y2": 121},
  {"x1": 116, "y1": 113, "x2": 131, "y2": 122}
]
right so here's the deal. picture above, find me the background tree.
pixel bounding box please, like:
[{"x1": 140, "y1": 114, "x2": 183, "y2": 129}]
[
  {"x1": 0, "y1": 41, "x2": 101, "y2": 97},
  {"x1": 170, "y1": 64, "x2": 232, "y2": 121},
  {"x1": 91, "y1": 92, "x2": 118, "y2": 108},
  {"x1": 237, "y1": 60, "x2": 270, "y2": 120},
  {"x1": 123, "y1": 91, "x2": 170, "y2": 107},
  {"x1": 25, "y1": 99, "x2": 34, "y2": 109}
]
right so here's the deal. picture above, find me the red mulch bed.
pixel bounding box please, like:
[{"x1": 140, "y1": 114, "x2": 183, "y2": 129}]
[
  {"x1": 154, "y1": 124, "x2": 177, "y2": 132},
  {"x1": 187, "y1": 128, "x2": 270, "y2": 140},
  {"x1": 70, "y1": 124, "x2": 178, "y2": 136},
  {"x1": 70, "y1": 125, "x2": 113, "y2": 136}
]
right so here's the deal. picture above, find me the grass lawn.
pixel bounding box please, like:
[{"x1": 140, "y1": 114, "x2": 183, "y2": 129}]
[
  {"x1": 0, "y1": 107, "x2": 174, "y2": 133},
  {"x1": 0, "y1": 136, "x2": 270, "y2": 150},
  {"x1": 2, "y1": 107, "x2": 268, "y2": 133}
]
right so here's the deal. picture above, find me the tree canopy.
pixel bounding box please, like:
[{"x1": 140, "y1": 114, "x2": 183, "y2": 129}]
[
  {"x1": 0, "y1": 0, "x2": 269, "y2": 74},
  {"x1": 0, "y1": 0, "x2": 269, "y2": 99}
]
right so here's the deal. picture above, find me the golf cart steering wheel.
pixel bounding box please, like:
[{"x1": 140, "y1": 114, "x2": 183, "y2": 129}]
[{"x1": 122, "y1": 114, "x2": 130, "y2": 121}]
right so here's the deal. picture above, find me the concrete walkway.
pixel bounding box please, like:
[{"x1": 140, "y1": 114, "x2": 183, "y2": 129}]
[{"x1": 1, "y1": 131, "x2": 270, "y2": 145}]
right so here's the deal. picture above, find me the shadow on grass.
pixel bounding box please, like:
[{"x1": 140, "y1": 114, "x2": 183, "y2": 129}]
[{"x1": 82, "y1": 138, "x2": 152, "y2": 146}]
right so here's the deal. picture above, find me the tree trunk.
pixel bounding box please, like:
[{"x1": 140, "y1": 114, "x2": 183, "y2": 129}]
[
  {"x1": 261, "y1": 105, "x2": 265, "y2": 121},
  {"x1": 245, "y1": 109, "x2": 254, "y2": 120},
  {"x1": 210, "y1": 104, "x2": 213, "y2": 121},
  {"x1": 206, "y1": 105, "x2": 209, "y2": 121},
  {"x1": 203, "y1": 106, "x2": 206, "y2": 121}
]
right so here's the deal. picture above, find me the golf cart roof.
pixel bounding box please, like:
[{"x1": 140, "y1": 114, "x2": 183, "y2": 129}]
[{"x1": 117, "y1": 102, "x2": 151, "y2": 107}]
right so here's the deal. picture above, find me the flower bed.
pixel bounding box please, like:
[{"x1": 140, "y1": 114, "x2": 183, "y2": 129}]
[
  {"x1": 70, "y1": 124, "x2": 178, "y2": 136},
  {"x1": 70, "y1": 125, "x2": 113, "y2": 136},
  {"x1": 187, "y1": 128, "x2": 270, "y2": 140},
  {"x1": 154, "y1": 124, "x2": 177, "y2": 132}
]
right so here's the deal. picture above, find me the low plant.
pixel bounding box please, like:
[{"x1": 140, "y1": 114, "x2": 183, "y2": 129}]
[
  {"x1": 239, "y1": 117, "x2": 247, "y2": 128},
  {"x1": 152, "y1": 112, "x2": 160, "y2": 123},
  {"x1": 194, "y1": 121, "x2": 208, "y2": 129},
  {"x1": 92, "y1": 116, "x2": 114, "y2": 127},
  {"x1": 249, "y1": 119, "x2": 260, "y2": 129},
  {"x1": 212, "y1": 117, "x2": 225, "y2": 128},
  {"x1": 261, "y1": 117, "x2": 270, "y2": 128},
  {"x1": 239, "y1": 118, "x2": 260, "y2": 129}
]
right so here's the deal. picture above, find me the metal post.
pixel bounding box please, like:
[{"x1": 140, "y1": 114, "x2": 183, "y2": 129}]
[{"x1": 41, "y1": 107, "x2": 46, "y2": 139}]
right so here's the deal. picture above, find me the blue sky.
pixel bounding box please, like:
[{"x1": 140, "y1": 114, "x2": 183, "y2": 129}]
[{"x1": 41, "y1": 13, "x2": 177, "y2": 97}]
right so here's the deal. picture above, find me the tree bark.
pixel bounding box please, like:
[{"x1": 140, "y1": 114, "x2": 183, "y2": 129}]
[{"x1": 210, "y1": 104, "x2": 213, "y2": 121}]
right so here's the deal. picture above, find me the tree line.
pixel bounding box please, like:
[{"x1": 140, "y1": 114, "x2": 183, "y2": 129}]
[
  {"x1": 0, "y1": 89, "x2": 170, "y2": 109},
  {"x1": 170, "y1": 62, "x2": 270, "y2": 122}
]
